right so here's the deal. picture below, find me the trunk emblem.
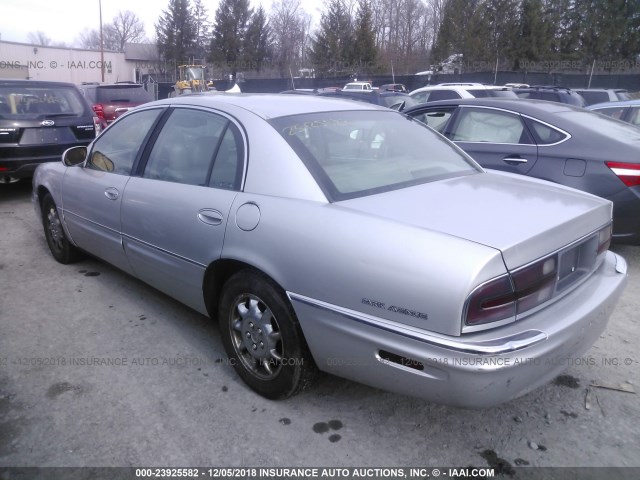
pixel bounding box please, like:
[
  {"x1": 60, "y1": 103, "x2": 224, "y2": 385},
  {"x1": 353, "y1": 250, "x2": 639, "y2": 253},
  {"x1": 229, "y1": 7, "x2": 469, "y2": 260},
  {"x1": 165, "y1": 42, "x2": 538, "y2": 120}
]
[{"x1": 41, "y1": 120, "x2": 55, "y2": 127}]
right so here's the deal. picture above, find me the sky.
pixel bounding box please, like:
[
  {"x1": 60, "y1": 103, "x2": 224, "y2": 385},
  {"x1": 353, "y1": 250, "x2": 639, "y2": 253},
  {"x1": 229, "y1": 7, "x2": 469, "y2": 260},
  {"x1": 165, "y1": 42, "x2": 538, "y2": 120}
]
[{"x1": 0, "y1": 0, "x2": 322, "y2": 47}]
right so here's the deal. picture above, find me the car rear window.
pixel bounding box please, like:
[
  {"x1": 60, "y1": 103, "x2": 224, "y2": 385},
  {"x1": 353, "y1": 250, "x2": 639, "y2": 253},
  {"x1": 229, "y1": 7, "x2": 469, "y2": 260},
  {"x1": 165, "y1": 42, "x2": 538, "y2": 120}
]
[
  {"x1": 271, "y1": 110, "x2": 479, "y2": 201},
  {"x1": 578, "y1": 91, "x2": 609, "y2": 105},
  {"x1": 0, "y1": 84, "x2": 86, "y2": 118},
  {"x1": 95, "y1": 85, "x2": 153, "y2": 103}
]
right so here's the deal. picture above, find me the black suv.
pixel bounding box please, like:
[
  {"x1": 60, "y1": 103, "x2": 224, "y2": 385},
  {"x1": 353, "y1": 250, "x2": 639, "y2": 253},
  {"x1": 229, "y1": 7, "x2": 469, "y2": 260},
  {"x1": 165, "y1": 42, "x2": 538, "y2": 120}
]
[
  {"x1": 77, "y1": 83, "x2": 153, "y2": 129},
  {"x1": 513, "y1": 85, "x2": 586, "y2": 107},
  {"x1": 0, "y1": 80, "x2": 99, "y2": 183}
]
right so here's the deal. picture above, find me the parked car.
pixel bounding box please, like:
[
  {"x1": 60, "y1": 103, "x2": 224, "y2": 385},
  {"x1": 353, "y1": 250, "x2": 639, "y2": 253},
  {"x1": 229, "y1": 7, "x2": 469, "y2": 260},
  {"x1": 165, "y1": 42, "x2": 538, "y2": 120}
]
[
  {"x1": 379, "y1": 83, "x2": 408, "y2": 93},
  {"x1": 317, "y1": 89, "x2": 417, "y2": 111},
  {"x1": 343, "y1": 81, "x2": 373, "y2": 91},
  {"x1": 512, "y1": 85, "x2": 586, "y2": 106},
  {"x1": 410, "y1": 84, "x2": 517, "y2": 104},
  {"x1": 77, "y1": 82, "x2": 153, "y2": 129},
  {"x1": 574, "y1": 88, "x2": 631, "y2": 106},
  {"x1": 33, "y1": 94, "x2": 626, "y2": 407},
  {"x1": 404, "y1": 98, "x2": 640, "y2": 243},
  {"x1": 588, "y1": 99, "x2": 640, "y2": 126},
  {"x1": 0, "y1": 79, "x2": 100, "y2": 183}
]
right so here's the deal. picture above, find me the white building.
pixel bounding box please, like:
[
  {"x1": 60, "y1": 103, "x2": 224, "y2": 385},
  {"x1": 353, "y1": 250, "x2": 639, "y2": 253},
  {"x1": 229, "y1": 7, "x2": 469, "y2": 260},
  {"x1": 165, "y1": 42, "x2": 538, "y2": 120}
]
[{"x1": 0, "y1": 40, "x2": 153, "y2": 83}]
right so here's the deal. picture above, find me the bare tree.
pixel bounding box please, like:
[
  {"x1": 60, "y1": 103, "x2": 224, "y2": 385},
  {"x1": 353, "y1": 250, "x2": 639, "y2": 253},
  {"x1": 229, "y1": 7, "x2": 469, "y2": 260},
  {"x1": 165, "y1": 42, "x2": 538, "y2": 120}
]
[
  {"x1": 111, "y1": 10, "x2": 146, "y2": 51},
  {"x1": 270, "y1": 0, "x2": 311, "y2": 76},
  {"x1": 28, "y1": 31, "x2": 52, "y2": 46},
  {"x1": 76, "y1": 25, "x2": 120, "y2": 51}
]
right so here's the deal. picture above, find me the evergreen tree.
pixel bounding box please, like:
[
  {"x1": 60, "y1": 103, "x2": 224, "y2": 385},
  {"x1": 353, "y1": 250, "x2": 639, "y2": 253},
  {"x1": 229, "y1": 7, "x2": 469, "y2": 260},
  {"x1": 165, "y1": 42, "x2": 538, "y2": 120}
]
[
  {"x1": 512, "y1": 0, "x2": 549, "y2": 70},
  {"x1": 209, "y1": 0, "x2": 252, "y2": 76},
  {"x1": 309, "y1": 0, "x2": 353, "y2": 76},
  {"x1": 192, "y1": 0, "x2": 211, "y2": 62},
  {"x1": 352, "y1": 0, "x2": 378, "y2": 73},
  {"x1": 243, "y1": 5, "x2": 272, "y2": 73},
  {"x1": 155, "y1": 0, "x2": 197, "y2": 65}
]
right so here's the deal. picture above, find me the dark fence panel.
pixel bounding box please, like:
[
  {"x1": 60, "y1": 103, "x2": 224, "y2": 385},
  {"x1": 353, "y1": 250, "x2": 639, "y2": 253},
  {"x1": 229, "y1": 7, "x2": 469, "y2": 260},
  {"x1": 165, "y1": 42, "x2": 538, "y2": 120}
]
[{"x1": 208, "y1": 73, "x2": 640, "y2": 94}]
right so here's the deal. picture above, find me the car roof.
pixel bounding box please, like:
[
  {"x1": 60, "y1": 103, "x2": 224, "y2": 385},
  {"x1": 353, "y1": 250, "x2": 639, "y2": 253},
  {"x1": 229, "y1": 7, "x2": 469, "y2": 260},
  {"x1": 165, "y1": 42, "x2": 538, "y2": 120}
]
[
  {"x1": 404, "y1": 97, "x2": 584, "y2": 115},
  {"x1": 588, "y1": 99, "x2": 640, "y2": 109},
  {"x1": 153, "y1": 93, "x2": 386, "y2": 119},
  {"x1": 0, "y1": 79, "x2": 78, "y2": 88}
]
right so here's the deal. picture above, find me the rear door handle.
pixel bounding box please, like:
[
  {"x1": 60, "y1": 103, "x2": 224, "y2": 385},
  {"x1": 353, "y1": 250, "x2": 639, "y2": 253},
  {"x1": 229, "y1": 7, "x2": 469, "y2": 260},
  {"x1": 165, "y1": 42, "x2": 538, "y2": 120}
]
[
  {"x1": 503, "y1": 157, "x2": 528, "y2": 164},
  {"x1": 197, "y1": 208, "x2": 223, "y2": 226},
  {"x1": 104, "y1": 187, "x2": 119, "y2": 200}
]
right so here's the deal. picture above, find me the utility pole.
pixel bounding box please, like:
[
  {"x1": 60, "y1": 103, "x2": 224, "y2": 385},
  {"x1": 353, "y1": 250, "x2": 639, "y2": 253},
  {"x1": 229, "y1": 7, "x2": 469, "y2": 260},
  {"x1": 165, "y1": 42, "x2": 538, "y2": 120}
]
[{"x1": 99, "y1": 0, "x2": 105, "y2": 82}]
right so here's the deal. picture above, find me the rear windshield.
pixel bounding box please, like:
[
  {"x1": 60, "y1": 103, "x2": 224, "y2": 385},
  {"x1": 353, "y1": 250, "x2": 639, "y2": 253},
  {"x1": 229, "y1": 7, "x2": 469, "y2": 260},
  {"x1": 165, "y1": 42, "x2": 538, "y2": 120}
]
[
  {"x1": 560, "y1": 110, "x2": 640, "y2": 140},
  {"x1": 0, "y1": 85, "x2": 86, "y2": 118},
  {"x1": 95, "y1": 85, "x2": 153, "y2": 103},
  {"x1": 487, "y1": 89, "x2": 517, "y2": 98},
  {"x1": 271, "y1": 110, "x2": 479, "y2": 201}
]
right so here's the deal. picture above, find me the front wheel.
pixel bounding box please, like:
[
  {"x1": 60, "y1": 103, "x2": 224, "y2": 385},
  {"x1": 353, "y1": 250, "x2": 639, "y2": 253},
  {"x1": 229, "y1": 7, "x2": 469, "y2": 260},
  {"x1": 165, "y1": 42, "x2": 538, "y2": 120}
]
[
  {"x1": 218, "y1": 270, "x2": 317, "y2": 399},
  {"x1": 42, "y1": 193, "x2": 81, "y2": 264}
]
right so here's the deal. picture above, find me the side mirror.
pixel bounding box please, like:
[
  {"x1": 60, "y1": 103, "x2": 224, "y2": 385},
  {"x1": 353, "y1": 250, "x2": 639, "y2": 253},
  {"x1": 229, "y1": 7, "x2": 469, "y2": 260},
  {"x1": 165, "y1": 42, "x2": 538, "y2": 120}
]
[{"x1": 62, "y1": 146, "x2": 87, "y2": 167}]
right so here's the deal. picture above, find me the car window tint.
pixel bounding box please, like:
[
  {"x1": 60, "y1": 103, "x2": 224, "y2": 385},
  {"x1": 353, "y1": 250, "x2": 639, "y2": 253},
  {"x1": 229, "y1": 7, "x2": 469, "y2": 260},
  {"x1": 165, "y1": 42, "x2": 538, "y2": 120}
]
[
  {"x1": 628, "y1": 108, "x2": 640, "y2": 126},
  {"x1": 271, "y1": 110, "x2": 480, "y2": 201},
  {"x1": 411, "y1": 110, "x2": 453, "y2": 133},
  {"x1": 428, "y1": 90, "x2": 461, "y2": 101},
  {"x1": 88, "y1": 109, "x2": 162, "y2": 174},
  {"x1": 467, "y1": 89, "x2": 489, "y2": 98},
  {"x1": 529, "y1": 120, "x2": 566, "y2": 144},
  {"x1": 411, "y1": 91, "x2": 430, "y2": 103},
  {"x1": 0, "y1": 85, "x2": 86, "y2": 118},
  {"x1": 594, "y1": 107, "x2": 627, "y2": 120},
  {"x1": 209, "y1": 125, "x2": 243, "y2": 190},
  {"x1": 538, "y1": 92, "x2": 561, "y2": 103},
  {"x1": 143, "y1": 108, "x2": 228, "y2": 186},
  {"x1": 579, "y1": 91, "x2": 608, "y2": 105},
  {"x1": 451, "y1": 108, "x2": 527, "y2": 144}
]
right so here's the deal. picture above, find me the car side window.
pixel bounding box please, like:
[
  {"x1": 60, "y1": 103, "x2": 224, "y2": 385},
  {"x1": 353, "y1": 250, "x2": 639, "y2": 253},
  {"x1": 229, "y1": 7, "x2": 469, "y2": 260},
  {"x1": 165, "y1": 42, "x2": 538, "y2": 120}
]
[
  {"x1": 595, "y1": 107, "x2": 627, "y2": 121},
  {"x1": 428, "y1": 90, "x2": 462, "y2": 101},
  {"x1": 528, "y1": 120, "x2": 567, "y2": 145},
  {"x1": 411, "y1": 109, "x2": 453, "y2": 134},
  {"x1": 629, "y1": 107, "x2": 640, "y2": 126},
  {"x1": 450, "y1": 108, "x2": 530, "y2": 144},
  {"x1": 412, "y1": 91, "x2": 430, "y2": 103},
  {"x1": 88, "y1": 109, "x2": 162, "y2": 174},
  {"x1": 143, "y1": 108, "x2": 228, "y2": 186},
  {"x1": 209, "y1": 124, "x2": 244, "y2": 190}
]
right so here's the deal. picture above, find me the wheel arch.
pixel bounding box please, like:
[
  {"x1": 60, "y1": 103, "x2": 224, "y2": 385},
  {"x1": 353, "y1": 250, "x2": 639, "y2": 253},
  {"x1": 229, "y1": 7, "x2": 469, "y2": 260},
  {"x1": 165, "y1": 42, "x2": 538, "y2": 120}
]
[{"x1": 202, "y1": 258, "x2": 287, "y2": 320}]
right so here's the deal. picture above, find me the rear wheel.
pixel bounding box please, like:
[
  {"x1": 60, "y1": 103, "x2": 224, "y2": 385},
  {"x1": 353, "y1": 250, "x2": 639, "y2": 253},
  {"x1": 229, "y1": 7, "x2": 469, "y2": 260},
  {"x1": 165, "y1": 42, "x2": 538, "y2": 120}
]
[
  {"x1": 218, "y1": 270, "x2": 317, "y2": 399},
  {"x1": 42, "y1": 193, "x2": 81, "y2": 264}
]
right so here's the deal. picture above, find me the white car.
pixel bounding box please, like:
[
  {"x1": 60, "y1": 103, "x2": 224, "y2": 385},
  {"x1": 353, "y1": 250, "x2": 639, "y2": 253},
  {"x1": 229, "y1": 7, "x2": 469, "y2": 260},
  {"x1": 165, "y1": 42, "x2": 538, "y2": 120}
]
[
  {"x1": 410, "y1": 84, "x2": 517, "y2": 104},
  {"x1": 343, "y1": 82, "x2": 373, "y2": 91}
]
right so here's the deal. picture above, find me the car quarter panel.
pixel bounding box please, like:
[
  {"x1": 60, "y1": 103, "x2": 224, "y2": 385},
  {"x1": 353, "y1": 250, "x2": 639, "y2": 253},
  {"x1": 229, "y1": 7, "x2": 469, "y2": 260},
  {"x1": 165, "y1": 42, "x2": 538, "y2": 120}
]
[{"x1": 221, "y1": 192, "x2": 508, "y2": 337}]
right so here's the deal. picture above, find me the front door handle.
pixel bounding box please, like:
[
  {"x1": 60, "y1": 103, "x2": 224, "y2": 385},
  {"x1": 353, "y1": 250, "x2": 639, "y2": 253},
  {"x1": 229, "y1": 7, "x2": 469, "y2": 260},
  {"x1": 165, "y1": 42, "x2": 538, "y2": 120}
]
[
  {"x1": 503, "y1": 157, "x2": 528, "y2": 165},
  {"x1": 104, "y1": 187, "x2": 119, "y2": 200}
]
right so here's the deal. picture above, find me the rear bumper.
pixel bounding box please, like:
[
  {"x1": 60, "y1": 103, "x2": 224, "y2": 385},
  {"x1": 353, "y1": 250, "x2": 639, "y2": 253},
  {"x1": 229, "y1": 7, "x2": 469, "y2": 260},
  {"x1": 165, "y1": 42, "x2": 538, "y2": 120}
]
[
  {"x1": 289, "y1": 251, "x2": 627, "y2": 407},
  {"x1": 607, "y1": 186, "x2": 640, "y2": 244}
]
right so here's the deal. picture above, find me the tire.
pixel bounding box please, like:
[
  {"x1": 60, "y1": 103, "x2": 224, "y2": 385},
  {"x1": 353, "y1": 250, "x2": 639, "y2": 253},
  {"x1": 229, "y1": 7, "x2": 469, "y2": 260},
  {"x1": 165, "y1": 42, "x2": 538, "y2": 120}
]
[
  {"x1": 218, "y1": 270, "x2": 317, "y2": 399},
  {"x1": 42, "y1": 193, "x2": 81, "y2": 264}
]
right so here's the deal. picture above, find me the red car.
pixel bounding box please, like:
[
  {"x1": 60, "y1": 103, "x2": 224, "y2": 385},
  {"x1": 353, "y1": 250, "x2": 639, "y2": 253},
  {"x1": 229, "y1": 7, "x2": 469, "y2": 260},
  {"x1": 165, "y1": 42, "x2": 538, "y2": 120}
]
[{"x1": 78, "y1": 83, "x2": 153, "y2": 129}]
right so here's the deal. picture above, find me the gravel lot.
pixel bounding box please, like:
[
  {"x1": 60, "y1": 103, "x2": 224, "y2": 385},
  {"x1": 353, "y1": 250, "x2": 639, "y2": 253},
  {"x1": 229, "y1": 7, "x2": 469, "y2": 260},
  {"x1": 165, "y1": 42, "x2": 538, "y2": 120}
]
[{"x1": 1, "y1": 180, "x2": 639, "y2": 472}]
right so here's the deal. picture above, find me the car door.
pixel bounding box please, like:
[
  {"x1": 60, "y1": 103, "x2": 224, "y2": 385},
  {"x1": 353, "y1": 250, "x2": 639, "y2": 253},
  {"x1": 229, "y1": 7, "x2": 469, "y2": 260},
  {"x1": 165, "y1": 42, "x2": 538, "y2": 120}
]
[
  {"x1": 121, "y1": 106, "x2": 245, "y2": 314},
  {"x1": 445, "y1": 106, "x2": 539, "y2": 174},
  {"x1": 61, "y1": 108, "x2": 165, "y2": 274}
]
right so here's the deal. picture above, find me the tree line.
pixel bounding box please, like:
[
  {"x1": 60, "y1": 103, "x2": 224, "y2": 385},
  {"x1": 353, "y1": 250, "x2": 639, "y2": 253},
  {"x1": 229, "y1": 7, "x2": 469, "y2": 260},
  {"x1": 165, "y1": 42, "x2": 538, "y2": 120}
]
[{"x1": 56, "y1": 0, "x2": 640, "y2": 77}]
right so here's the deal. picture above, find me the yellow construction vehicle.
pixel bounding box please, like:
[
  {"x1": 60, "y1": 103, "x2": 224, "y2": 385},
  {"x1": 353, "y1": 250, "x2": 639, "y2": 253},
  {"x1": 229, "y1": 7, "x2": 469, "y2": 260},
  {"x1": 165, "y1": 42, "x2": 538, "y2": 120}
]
[{"x1": 170, "y1": 65, "x2": 208, "y2": 97}]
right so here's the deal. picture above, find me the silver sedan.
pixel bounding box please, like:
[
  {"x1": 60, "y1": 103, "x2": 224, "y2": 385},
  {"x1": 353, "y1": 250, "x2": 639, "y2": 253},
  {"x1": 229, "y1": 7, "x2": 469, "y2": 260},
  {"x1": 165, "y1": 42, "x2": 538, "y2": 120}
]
[{"x1": 32, "y1": 94, "x2": 627, "y2": 406}]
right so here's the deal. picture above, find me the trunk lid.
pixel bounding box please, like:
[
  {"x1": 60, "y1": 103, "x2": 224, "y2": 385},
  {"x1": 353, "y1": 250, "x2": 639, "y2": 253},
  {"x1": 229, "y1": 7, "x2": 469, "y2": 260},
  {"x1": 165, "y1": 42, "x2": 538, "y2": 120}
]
[{"x1": 339, "y1": 171, "x2": 612, "y2": 270}]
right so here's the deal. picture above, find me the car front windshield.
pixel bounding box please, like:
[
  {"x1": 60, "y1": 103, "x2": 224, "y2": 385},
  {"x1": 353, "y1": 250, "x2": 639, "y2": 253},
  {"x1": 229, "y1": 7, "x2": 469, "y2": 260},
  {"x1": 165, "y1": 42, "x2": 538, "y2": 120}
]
[
  {"x1": 0, "y1": 85, "x2": 85, "y2": 118},
  {"x1": 271, "y1": 110, "x2": 480, "y2": 201}
]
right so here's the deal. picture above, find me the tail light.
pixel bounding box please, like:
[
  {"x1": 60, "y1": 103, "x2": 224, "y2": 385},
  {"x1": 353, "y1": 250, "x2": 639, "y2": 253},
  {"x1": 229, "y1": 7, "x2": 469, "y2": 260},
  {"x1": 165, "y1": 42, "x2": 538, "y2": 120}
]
[
  {"x1": 92, "y1": 115, "x2": 102, "y2": 137},
  {"x1": 464, "y1": 224, "x2": 612, "y2": 328},
  {"x1": 606, "y1": 161, "x2": 640, "y2": 187},
  {"x1": 92, "y1": 103, "x2": 104, "y2": 120}
]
